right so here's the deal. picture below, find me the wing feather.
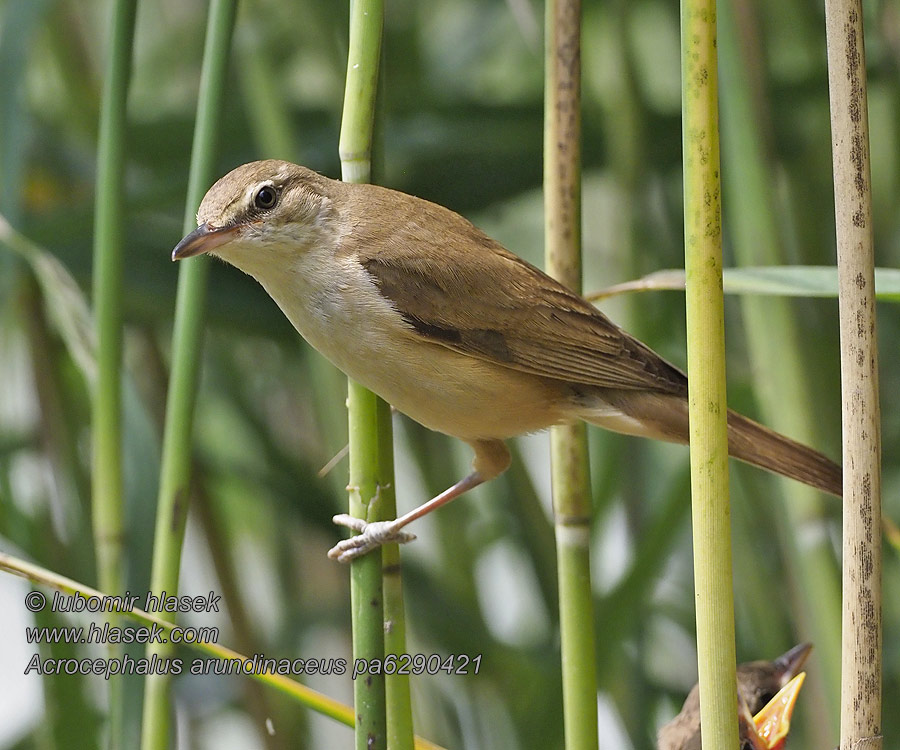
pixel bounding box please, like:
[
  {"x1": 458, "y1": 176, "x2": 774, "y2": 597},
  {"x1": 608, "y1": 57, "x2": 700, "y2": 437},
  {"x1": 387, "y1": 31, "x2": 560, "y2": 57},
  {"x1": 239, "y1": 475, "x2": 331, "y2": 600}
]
[{"x1": 345, "y1": 183, "x2": 688, "y2": 395}]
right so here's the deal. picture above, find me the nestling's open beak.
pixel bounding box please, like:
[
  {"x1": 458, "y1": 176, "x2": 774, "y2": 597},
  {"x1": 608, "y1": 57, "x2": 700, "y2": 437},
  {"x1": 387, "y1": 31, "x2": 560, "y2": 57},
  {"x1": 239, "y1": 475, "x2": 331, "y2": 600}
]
[
  {"x1": 751, "y1": 672, "x2": 806, "y2": 749},
  {"x1": 171, "y1": 223, "x2": 239, "y2": 261},
  {"x1": 773, "y1": 642, "x2": 812, "y2": 680}
]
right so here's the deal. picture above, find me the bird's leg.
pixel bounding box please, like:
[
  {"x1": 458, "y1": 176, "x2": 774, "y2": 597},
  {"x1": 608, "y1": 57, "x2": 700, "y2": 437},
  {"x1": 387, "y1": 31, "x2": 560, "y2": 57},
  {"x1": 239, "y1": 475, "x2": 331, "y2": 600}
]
[{"x1": 328, "y1": 439, "x2": 511, "y2": 563}]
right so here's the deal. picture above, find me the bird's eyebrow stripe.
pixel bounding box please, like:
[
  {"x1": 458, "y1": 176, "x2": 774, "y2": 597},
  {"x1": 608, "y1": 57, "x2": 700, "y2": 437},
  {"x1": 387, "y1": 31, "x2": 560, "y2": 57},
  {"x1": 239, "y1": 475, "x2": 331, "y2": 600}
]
[{"x1": 246, "y1": 179, "x2": 277, "y2": 199}]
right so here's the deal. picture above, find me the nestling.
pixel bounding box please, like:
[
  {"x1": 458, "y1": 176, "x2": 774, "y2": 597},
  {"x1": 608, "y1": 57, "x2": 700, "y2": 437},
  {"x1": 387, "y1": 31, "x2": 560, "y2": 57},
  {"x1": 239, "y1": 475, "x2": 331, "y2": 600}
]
[
  {"x1": 172, "y1": 160, "x2": 841, "y2": 562},
  {"x1": 658, "y1": 642, "x2": 812, "y2": 750}
]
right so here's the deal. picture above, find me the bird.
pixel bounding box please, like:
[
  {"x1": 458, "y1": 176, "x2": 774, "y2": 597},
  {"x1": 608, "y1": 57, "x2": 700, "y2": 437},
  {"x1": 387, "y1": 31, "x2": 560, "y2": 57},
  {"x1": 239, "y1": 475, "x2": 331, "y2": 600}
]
[
  {"x1": 657, "y1": 642, "x2": 812, "y2": 750},
  {"x1": 172, "y1": 160, "x2": 841, "y2": 561}
]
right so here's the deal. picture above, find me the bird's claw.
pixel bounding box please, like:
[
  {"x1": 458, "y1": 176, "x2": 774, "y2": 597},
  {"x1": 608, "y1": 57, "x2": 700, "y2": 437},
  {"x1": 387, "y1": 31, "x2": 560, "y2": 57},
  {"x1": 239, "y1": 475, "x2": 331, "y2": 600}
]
[{"x1": 328, "y1": 515, "x2": 416, "y2": 563}]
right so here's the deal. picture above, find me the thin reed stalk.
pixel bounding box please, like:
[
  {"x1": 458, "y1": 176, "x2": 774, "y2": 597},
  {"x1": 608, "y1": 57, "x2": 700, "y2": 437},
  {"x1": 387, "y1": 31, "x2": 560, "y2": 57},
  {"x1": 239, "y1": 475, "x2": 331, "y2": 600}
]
[
  {"x1": 545, "y1": 1, "x2": 598, "y2": 748},
  {"x1": 338, "y1": 2, "x2": 413, "y2": 749},
  {"x1": 343, "y1": 384, "x2": 390, "y2": 749},
  {"x1": 91, "y1": 0, "x2": 135, "y2": 601},
  {"x1": 140, "y1": 2, "x2": 238, "y2": 748},
  {"x1": 91, "y1": 0, "x2": 137, "y2": 745},
  {"x1": 680, "y1": 0, "x2": 739, "y2": 746},
  {"x1": 382, "y1": 506, "x2": 414, "y2": 750},
  {"x1": 823, "y1": 0, "x2": 884, "y2": 746}
]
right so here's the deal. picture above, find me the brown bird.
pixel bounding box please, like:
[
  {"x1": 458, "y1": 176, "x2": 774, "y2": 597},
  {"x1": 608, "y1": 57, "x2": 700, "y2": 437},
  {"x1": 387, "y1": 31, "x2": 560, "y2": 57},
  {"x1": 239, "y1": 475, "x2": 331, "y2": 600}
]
[
  {"x1": 172, "y1": 161, "x2": 841, "y2": 561},
  {"x1": 658, "y1": 643, "x2": 812, "y2": 750}
]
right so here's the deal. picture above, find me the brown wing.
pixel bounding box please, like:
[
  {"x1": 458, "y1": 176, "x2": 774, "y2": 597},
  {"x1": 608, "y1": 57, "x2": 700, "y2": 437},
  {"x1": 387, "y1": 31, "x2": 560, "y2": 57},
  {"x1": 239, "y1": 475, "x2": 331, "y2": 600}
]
[{"x1": 347, "y1": 184, "x2": 687, "y2": 394}]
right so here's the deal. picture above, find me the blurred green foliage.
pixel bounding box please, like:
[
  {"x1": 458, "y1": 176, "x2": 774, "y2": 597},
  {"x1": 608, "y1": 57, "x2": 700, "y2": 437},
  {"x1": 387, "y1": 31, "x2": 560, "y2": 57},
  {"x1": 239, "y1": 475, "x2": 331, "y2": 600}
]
[{"x1": 0, "y1": 0, "x2": 897, "y2": 748}]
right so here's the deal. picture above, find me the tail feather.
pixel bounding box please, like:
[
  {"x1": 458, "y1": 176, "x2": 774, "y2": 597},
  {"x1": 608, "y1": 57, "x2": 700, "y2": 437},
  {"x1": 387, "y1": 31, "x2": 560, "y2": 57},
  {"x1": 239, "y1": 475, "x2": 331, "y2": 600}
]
[
  {"x1": 726, "y1": 410, "x2": 842, "y2": 497},
  {"x1": 581, "y1": 391, "x2": 842, "y2": 497}
]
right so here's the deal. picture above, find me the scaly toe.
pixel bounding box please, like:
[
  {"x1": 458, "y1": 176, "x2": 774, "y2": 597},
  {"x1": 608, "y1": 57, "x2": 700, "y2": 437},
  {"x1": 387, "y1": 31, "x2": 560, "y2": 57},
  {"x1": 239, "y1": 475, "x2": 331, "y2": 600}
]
[
  {"x1": 331, "y1": 513, "x2": 367, "y2": 533},
  {"x1": 328, "y1": 518, "x2": 416, "y2": 563}
]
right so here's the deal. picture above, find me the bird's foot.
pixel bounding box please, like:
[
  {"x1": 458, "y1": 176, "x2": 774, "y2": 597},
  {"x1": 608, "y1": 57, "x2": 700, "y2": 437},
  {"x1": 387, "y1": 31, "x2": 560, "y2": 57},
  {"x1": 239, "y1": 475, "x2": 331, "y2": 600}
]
[{"x1": 328, "y1": 515, "x2": 416, "y2": 563}]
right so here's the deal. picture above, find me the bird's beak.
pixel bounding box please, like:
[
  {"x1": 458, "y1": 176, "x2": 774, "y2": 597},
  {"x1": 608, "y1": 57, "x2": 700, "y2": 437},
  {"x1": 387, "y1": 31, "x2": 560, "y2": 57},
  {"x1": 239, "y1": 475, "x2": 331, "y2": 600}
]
[
  {"x1": 751, "y1": 672, "x2": 806, "y2": 749},
  {"x1": 773, "y1": 643, "x2": 812, "y2": 681},
  {"x1": 171, "y1": 223, "x2": 239, "y2": 261}
]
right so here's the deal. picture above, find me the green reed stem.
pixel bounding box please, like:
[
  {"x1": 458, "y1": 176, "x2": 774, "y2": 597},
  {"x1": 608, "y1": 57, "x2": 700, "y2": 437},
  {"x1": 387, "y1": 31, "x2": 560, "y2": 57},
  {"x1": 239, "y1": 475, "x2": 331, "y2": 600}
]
[
  {"x1": 91, "y1": 1, "x2": 137, "y2": 745},
  {"x1": 545, "y1": 1, "x2": 598, "y2": 748},
  {"x1": 140, "y1": 3, "x2": 238, "y2": 749},
  {"x1": 681, "y1": 0, "x2": 739, "y2": 746},
  {"x1": 338, "y1": 2, "x2": 413, "y2": 749}
]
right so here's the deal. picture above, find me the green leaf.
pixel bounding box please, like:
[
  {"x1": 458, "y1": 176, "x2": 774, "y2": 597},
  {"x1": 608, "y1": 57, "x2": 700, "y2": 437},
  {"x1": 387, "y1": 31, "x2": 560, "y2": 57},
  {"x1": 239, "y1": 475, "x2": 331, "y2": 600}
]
[
  {"x1": 588, "y1": 266, "x2": 900, "y2": 301},
  {"x1": 0, "y1": 214, "x2": 97, "y2": 385}
]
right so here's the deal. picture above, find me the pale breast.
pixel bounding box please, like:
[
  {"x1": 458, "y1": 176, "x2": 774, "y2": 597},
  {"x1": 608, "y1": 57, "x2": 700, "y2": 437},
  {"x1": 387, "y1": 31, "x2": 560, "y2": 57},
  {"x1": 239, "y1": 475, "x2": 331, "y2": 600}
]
[{"x1": 252, "y1": 250, "x2": 571, "y2": 441}]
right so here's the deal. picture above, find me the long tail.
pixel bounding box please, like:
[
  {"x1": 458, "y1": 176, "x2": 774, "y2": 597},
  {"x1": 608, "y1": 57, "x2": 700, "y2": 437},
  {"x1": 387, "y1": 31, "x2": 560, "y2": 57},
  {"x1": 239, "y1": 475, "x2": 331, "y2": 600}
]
[
  {"x1": 582, "y1": 391, "x2": 842, "y2": 497},
  {"x1": 726, "y1": 409, "x2": 841, "y2": 497}
]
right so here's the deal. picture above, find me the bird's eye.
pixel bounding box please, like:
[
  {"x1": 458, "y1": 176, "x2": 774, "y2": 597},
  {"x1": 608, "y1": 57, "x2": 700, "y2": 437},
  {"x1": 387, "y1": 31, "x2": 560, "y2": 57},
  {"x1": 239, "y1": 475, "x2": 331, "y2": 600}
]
[{"x1": 254, "y1": 185, "x2": 278, "y2": 210}]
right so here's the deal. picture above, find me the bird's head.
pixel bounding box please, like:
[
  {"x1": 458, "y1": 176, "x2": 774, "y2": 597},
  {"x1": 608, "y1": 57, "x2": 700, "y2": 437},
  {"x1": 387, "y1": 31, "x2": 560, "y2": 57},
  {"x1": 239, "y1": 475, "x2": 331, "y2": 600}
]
[
  {"x1": 172, "y1": 160, "x2": 340, "y2": 275},
  {"x1": 738, "y1": 642, "x2": 812, "y2": 715}
]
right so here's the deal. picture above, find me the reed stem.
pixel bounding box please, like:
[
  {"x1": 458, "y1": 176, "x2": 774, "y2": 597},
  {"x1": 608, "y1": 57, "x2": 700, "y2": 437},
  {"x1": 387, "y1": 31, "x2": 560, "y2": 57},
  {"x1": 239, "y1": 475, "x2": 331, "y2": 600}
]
[
  {"x1": 338, "y1": 2, "x2": 413, "y2": 749},
  {"x1": 91, "y1": 0, "x2": 137, "y2": 744},
  {"x1": 681, "y1": 0, "x2": 739, "y2": 745},
  {"x1": 823, "y1": 0, "x2": 883, "y2": 745},
  {"x1": 140, "y1": 2, "x2": 238, "y2": 747},
  {"x1": 545, "y1": 1, "x2": 598, "y2": 747}
]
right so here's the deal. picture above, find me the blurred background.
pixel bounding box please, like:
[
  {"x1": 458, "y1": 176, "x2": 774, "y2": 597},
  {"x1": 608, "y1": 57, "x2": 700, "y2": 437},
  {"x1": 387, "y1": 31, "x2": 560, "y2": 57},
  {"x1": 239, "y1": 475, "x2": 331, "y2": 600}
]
[{"x1": 0, "y1": 0, "x2": 898, "y2": 748}]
